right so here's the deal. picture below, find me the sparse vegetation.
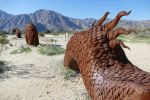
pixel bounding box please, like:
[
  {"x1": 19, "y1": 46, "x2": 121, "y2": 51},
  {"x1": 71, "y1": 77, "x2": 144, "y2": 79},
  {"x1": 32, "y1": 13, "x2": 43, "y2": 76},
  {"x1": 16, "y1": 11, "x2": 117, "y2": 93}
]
[
  {"x1": 49, "y1": 39, "x2": 57, "y2": 42},
  {"x1": 39, "y1": 32, "x2": 45, "y2": 37},
  {"x1": 63, "y1": 68, "x2": 78, "y2": 80},
  {"x1": 0, "y1": 38, "x2": 9, "y2": 44},
  {"x1": 10, "y1": 47, "x2": 32, "y2": 54},
  {"x1": 117, "y1": 32, "x2": 150, "y2": 43},
  {"x1": 0, "y1": 31, "x2": 8, "y2": 38},
  {"x1": 37, "y1": 44, "x2": 64, "y2": 55},
  {"x1": 45, "y1": 29, "x2": 52, "y2": 34},
  {"x1": 56, "y1": 63, "x2": 79, "y2": 80},
  {"x1": 0, "y1": 31, "x2": 9, "y2": 44},
  {"x1": 51, "y1": 33, "x2": 62, "y2": 36},
  {"x1": 0, "y1": 61, "x2": 10, "y2": 74},
  {"x1": 0, "y1": 60, "x2": 7, "y2": 65}
]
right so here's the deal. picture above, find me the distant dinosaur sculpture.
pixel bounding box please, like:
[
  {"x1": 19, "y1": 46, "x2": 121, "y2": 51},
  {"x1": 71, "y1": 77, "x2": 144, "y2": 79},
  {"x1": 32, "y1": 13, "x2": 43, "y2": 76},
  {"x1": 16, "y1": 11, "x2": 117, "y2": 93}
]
[
  {"x1": 24, "y1": 23, "x2": 39, "y2": 46},
  {"x1": 12, "y1": 28, "x2": 21, "y2": 38},
  {"x1": 64, "y1": 11, "x2": 150, "y2": 100}
]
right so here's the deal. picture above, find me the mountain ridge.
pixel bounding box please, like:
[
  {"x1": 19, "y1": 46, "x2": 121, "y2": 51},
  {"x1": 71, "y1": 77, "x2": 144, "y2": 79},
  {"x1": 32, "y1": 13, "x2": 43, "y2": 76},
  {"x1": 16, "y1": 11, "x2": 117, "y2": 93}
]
[{"x1": 0, "y1": 9, "x2": 150, "y2": 32}]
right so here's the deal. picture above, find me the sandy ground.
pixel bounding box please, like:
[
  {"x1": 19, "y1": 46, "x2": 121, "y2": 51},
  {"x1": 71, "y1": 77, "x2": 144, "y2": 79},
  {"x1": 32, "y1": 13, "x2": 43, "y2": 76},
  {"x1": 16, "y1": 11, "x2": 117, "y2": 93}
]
[
  {"x1": 123, "y1": 42, "x2": 150, "y2": 72},
  {"x1": 0, "y1": 35, "x2": 150, "y2": 100}
]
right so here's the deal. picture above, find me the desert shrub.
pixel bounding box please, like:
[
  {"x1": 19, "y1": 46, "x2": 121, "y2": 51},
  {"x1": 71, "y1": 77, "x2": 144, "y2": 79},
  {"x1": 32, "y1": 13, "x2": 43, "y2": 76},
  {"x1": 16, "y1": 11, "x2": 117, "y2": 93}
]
[
  {"x1": 0, "y1": 31, "x2": 9, "y2": 44},
  {"x1": 0, "y1": 31, "x2": 7, "y2": 38},
  {"x1": 0, "y1": 61, "x2": 10, "y2": 74},
  {"x1": 37, "y1": 44, "x2": 64, "y2": 55},
  {"x1": 51, "y1": 33, "x2": 62, "y2": 36},
  {"x1": 0, "y1": 37, "x2": 9, "y2": 44},
  {"x1": 62, "y1": 68, "x2": 78, "y2": 80},
  {"x1": 49, "y1": 39, "x2": 57, "y2": 42},
  {"x1": 56, "y1": 63, "x2": 79, "y2": 80},
  {"x1": 45, "y1": 30, "x2": 52, "y2": 33},
  {"x1": 39, "y1": 32, "x2": 45, "y2": 37},
  {"x1": 10, "y1": 47, "x2": 32, "y2": 54}
]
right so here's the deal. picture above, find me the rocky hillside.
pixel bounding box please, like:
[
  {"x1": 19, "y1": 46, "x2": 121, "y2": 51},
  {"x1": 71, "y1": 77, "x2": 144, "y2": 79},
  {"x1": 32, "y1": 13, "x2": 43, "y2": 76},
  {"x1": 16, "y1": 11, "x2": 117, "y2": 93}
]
[
  {"x1": 0, "y1": 9, "x2": 150, "y2": 32},
  {"x1": 0, "y1": 9, "x2": 96, "y2": 32},
  {"x1": 0, "y1": 10, "x2": 12, "y2": 20}
]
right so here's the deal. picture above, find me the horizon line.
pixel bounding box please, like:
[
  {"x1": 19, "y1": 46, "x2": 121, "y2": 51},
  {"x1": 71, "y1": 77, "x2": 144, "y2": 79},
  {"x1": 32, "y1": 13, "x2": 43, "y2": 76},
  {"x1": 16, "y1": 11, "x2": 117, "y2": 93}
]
[{"x1": 0, "y1": 9, "x2": 150, "y2": 21}]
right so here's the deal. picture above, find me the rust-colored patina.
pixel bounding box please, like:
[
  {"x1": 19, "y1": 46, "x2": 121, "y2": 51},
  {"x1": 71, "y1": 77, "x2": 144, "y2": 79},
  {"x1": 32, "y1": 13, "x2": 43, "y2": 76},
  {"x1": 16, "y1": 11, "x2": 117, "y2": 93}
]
[
  {"x1": 64, "y1": 11, "x2": 150, "y2": 100},
  {"x1": 12, "y1": 28, "x2": 21, "y2": 38},
  {"x1": 24, "y1": 23, "x2": 39, "y2": 46}
]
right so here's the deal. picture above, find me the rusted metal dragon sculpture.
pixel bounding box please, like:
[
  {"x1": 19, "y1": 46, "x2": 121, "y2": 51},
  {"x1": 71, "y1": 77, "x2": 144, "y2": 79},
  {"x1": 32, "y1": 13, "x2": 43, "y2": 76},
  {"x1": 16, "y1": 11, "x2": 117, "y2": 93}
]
[{"x1": 64, "y1": 11, "x2": 150, "y2": 100}]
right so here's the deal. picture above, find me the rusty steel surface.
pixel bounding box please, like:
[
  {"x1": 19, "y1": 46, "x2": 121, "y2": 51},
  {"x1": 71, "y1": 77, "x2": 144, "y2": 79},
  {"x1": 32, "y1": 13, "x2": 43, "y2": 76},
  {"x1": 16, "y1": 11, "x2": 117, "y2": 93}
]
[
  {"x1": 12, "y1": 28, "x2": 21, "y2": 38},
  {"x1": 24, "y1": 23, "x2": 39, "y2": 46},
  {"x1": 64, "y1": 11, "x2": 150, "y2": 100}
]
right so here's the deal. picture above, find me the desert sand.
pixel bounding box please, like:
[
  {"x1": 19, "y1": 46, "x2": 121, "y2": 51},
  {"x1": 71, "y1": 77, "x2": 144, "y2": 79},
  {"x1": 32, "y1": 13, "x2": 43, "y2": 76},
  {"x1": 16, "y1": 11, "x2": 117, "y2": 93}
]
[{"x1": 0, "y1": 35, "x2": 149, "y2": 100}]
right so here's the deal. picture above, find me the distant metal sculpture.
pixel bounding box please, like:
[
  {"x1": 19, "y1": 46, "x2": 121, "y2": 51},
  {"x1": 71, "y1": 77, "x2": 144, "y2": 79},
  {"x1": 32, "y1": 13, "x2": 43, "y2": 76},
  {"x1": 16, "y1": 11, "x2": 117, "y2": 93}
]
[
  {"x1": 12, "y1": 28, "x2": 21, "y2": 38},
  {"x1": 64, "y1": 11, "x2": 150, "y2": 100},
  {"x1": 25, "y1": 23, "x2": 39, "y2": 46}
]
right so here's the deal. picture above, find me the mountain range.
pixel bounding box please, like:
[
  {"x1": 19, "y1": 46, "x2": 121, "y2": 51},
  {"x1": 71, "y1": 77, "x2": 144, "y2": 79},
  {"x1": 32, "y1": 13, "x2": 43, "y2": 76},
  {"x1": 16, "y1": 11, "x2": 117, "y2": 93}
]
[{"x1": 0, "y1": 9, "x2": 150, "y2": 32}]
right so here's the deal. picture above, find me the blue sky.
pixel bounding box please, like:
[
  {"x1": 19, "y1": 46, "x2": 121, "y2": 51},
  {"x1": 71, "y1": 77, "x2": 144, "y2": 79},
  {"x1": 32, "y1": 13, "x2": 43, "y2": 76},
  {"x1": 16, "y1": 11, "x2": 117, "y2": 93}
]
[{"x1": 0, "y1": 0, "x2": 150, "y2": 20}]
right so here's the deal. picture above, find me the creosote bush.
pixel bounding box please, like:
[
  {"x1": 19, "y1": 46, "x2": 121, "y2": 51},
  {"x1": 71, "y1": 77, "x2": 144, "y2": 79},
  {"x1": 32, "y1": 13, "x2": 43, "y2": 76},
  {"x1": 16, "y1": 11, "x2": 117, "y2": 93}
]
[
  {"x1": 0, "y1": 32, "x2": 9, "y2": 44},
  {"x1": 51, "y1": 33, "x2": 62, "y2": 36},
  {"x1": 0, "y1": 38, "x2": 9, "y2": 44},
  {"x1": 0, "y1": 61, "x2": 10, "y2": 74},
  {"x1": 39, "y1": 32, "x2": 45, "y2": 37},
  {"x1": 37, "y1": 44, "x2": 64, "y2": 55},
  {"x1": 63, "y1": 68, "x2": 78, "y2": 80},
  {"x1": 49, "y1": 39, "x2": 57, "y2": 42},
  {"x1": 0, "y1": 31, "x2": 7, "y2": 38},
  {"x1": 56, "y1": 63, "x2": 79, "y2": 80},
  {"x1": 10, "y1": 47, "x2": 32, "y2": 54}
]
